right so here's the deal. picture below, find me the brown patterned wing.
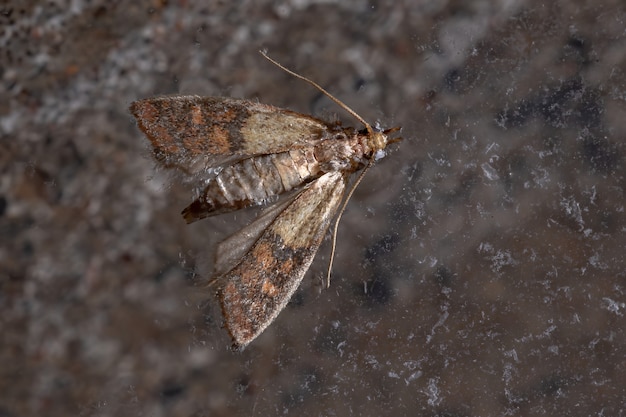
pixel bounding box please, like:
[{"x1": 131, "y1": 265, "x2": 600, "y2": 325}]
[
  {"x1": 130, "y1": 96, "x2": 329, "y2": 174},
  {"x1": 216, "y1": 171, "x2": 347, "y2": 349}
]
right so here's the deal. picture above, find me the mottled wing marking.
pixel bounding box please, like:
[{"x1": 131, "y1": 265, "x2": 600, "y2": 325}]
[
  {"x1": 214, "y1": 191, "x2": 298, "y2": 276},
  {"x1": 129, "y1": 96, "x2": 328, "y2": 172},
  {"x1": 218, "y1": 171, "x2": 347, "y2": 348},
  {"x1": 240, "y1": 111, "x2": 329, "y2": 154}
]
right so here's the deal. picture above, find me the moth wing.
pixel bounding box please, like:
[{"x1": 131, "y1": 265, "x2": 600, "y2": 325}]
[
  {"x1": 130, "y1": 96, "x2": 330, "y2": 175},
  {"x1": 217, "y1": 171, "x2": 347, "y2": 349},
  {"x1": 213, "y1": 189, "x2": 299, "y2": 276}
]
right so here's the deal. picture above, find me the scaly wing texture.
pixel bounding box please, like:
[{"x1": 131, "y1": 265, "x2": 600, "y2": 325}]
[
  {"x1": 217, "y1": 171, "x2": 347, "y2": 349},
  {"x1": 130, "y1": 96, "x2": 329, "y2": 174},
  {"x1": 213, "y1": 190, "x2": 299, "y2": 276}
]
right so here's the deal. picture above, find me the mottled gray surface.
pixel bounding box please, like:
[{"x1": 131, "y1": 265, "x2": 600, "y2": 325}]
[{"x1": 1, "y1": 1, "x2": 624, "y2": 416}]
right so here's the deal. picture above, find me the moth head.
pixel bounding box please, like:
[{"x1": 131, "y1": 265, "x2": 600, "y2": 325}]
[{"x1": 367, "y1": 124, "x2": 402, "y2": 153}]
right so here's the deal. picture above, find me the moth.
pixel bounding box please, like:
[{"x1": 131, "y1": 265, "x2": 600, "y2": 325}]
[{"x1": 130, "y1": 51, "x2": 400, "y2": 349}]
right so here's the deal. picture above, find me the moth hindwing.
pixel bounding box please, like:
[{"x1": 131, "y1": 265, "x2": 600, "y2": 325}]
[{"x1": 130, "y1": 52, "x2": 400, "y2": 349}]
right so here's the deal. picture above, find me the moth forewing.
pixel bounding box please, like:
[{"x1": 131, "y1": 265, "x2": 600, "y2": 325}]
[
  {"x1": 129, "y1": 96, "x2": 329, "y2": 162},
  {"x1": 218, "y1": 171, "x2": 347, "y2": 348},
  {"x1": 213, "y1": 189, "x2": 299, "y2": 276}
]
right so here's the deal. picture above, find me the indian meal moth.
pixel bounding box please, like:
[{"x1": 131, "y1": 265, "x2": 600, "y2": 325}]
[{"x1": 130, "y1": 51, "x2": 400, "y2": 349}]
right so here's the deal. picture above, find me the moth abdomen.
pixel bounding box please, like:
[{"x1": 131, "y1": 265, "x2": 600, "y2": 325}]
[{"x1": 182, "y1": 148, "x2": 323, "y2": 223}]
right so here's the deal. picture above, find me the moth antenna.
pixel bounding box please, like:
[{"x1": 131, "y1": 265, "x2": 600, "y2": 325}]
[
  {"x1": 260, "y1": 50, "x2": 374, "y2": 135},
  {"x1": 326, "y1": 158, "x2": 375, "y2": 288}
]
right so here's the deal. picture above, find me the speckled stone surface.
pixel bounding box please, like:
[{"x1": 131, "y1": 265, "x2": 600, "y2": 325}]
[{"x1": 1, "y1": 1, "x2": 624, "y2": 416}]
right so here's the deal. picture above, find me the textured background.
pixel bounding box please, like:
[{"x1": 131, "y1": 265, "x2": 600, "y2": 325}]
[{"x1": 1, "y1": 0, "x2": 625, "y2": 416}]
